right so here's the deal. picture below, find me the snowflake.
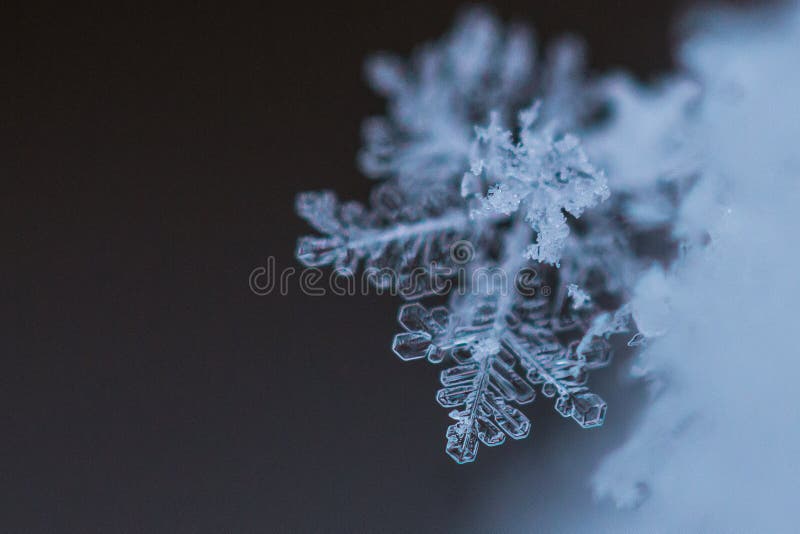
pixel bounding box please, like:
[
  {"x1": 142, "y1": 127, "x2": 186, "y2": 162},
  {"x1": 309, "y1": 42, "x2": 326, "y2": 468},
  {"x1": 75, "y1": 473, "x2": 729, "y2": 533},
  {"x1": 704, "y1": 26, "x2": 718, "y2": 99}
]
[{"x1": 295, "y1": 7, "x2": 691, "y2": 464}]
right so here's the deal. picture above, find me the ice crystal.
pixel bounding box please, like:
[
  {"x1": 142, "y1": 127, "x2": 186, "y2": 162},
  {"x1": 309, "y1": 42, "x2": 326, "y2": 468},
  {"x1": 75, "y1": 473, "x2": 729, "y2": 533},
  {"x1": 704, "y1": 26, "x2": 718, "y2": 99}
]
[
  {"x1": 295, "y1": 7, "x2": 693, "y2": 464},
  {"x1": 465, "y1": 103, "x2": 609, "y2": 264}
]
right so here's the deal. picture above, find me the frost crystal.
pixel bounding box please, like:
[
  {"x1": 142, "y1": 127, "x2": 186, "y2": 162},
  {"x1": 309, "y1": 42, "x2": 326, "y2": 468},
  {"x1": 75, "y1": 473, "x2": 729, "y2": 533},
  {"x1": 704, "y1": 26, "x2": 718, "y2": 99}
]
[
  {"x1": 567, "y1": 284, "x2": 591, "y2": 309},
  {"x1": 295, "y1": 8, "x2": 692, "y2": 464},
  {"x1": 466, "y1": 103, "x2": 609, "y2": 264}
]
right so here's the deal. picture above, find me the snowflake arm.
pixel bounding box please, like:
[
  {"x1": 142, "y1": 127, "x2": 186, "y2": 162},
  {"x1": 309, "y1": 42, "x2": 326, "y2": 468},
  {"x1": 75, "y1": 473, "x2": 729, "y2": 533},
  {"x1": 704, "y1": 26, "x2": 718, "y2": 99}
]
[
  {"x1": 296, "y1": 187, "x2": 503, "y2": 297},
  {"x1": 392, "y1": 221, "x2": 611, "y2": 463},
  {"x1": 359, "y1": 8, "x2": 536, "y2": 195}
]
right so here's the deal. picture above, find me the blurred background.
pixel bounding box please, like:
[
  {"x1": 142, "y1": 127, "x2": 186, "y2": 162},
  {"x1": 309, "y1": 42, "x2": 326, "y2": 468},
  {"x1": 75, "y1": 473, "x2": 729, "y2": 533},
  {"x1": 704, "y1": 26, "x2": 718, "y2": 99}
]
[{"x1": 2, "y1": 1, "x2": 749, "y2": 532}]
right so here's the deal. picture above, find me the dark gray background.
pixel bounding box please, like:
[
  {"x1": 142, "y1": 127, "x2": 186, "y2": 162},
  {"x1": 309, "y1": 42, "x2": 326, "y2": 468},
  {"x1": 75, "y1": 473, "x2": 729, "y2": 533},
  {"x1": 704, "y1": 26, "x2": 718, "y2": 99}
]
[{"x1": 2, "y1": 1, "x2": 745, "y2": 532}]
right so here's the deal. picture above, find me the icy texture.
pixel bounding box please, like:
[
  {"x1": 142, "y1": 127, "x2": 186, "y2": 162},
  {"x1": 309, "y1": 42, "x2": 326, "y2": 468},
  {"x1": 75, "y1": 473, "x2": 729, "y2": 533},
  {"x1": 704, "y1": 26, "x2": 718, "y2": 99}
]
[{"x1": 294, "y1": 7, "x2": 693, "y2": 464}]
